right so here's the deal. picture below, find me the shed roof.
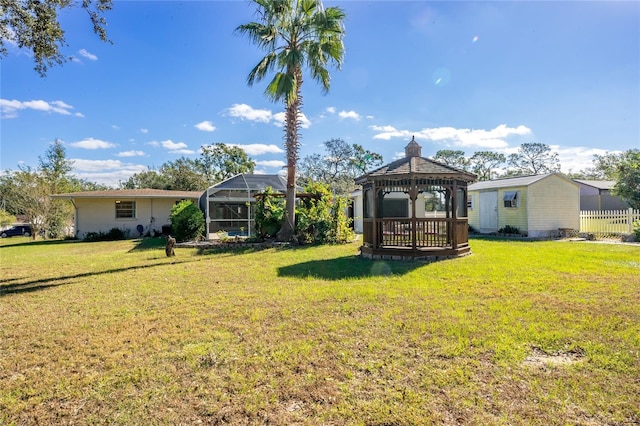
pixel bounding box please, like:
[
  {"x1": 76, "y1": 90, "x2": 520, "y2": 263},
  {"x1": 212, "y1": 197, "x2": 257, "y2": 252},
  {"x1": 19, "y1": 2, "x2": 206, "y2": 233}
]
[
  {"x1": 51, "y1": 189, "x2": 201, "y2": 199},
  {"x1": 205, "y1": 174, "x2": 288, "y2": 193},
  {"x1": 468, "y1": 173, "x2": 577, "y2": 191},
  {"x1": 573, "y1": 180, "x2": 616, "y2": 190}
]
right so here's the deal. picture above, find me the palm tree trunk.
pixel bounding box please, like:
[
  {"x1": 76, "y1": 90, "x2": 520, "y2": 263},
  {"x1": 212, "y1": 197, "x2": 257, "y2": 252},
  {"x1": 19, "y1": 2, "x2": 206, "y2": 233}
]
[{"x1": 276, "y1": 70, "x2": 303, "y2": 242}]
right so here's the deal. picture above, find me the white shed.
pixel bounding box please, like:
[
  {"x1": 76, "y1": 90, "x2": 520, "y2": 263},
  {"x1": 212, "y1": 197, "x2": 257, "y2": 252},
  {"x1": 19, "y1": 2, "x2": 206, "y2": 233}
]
[{"x1": 468, "y1": 173, "x2": 580, "y2": 238}]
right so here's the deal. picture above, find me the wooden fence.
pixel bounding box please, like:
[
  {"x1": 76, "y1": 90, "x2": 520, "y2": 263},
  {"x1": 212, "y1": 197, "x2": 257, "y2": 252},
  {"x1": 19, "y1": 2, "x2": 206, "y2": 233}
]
[{"x1": 579, "y1": 208, "x2": 640, "y2": 235}]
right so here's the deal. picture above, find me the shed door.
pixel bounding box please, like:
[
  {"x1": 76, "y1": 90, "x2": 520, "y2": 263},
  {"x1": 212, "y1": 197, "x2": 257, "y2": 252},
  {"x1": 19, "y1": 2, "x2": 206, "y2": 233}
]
[{"x1": 480, "y1": 191, "x2": 498, "y2": 231}]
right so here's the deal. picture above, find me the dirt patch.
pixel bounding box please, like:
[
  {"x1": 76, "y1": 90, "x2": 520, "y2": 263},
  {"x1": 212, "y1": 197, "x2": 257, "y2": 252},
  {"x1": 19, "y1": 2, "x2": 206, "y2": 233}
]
[{"x1": 523, "y1": 347, "x2": 585, "y2": 367}]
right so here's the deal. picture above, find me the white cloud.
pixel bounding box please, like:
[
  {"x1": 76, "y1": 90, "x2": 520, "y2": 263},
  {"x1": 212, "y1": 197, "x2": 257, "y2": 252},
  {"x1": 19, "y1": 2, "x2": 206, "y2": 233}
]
[
  {"x1": 1, "y1": 98, "x2": 81, "y2": 118},
  {"x1": 338, "y1": 110, "x2": 361, "y2": 120},
  {"x1": 326, "y1": 107, "x2": 336, "y2": 114},
  {"x1": 75, "y1": 112, "x2": 85, "y2": 118},
  {"x1": 78, "y1": 49, "x2": 98, "y2": 61},
  {"x1": 371, "y1": 123, "x2": 532, "y2": 149},
  {"x1": 227, "y1": 103, "x2": 311, "y2": 128},
  {"x1": 159, "y1": 139, "x2": 195, "y2": 154},
  {"x1": 195, "y1": 120, "x2": 216, "y2": 132},
  {"x1": 552, "y1": 145, "x2": 612, "y2": 173},
  {"x1": 70, "y1": 159, "x2": 148, "y2": 187},
  {"x1": 256, "y1": 160, "x2": 286, "y2": 168},
  {"x1": 229, "y1": 143, "x2": 284, "y2": 156},
  {"x1": 227, "y1": 103, "x2": 273, "y2": 123},
  {"x1": 69, "y1": 137, "x2": 116, "y2": 149},
  {"x1": 111, "y1": 125, "x2": 120, "y2": 130},
  {"x1": 140, "y1": 128, "x2": 149, "y2": 134},
  {"x1": 116, "y1": 150, "x2": 145, "y2": 157}
]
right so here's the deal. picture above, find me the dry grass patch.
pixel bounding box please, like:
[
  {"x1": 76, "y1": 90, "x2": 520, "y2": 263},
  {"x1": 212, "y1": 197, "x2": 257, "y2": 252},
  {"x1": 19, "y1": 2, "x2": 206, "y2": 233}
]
[{"x1": 1, "y1": 237, "x2": 639, "y2": 424}]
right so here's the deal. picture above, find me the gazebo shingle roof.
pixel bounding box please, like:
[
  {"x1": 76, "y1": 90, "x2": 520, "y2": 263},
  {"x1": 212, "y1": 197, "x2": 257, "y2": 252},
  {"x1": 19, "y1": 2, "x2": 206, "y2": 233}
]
[{"x1": 356, "y1": 155, "x2": 476, "y2": 184}]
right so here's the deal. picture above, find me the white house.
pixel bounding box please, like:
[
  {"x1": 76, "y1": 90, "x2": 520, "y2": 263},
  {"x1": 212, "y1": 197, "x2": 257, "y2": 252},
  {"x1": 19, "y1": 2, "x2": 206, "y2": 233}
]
[
  {"x1": 51, "y1": 189, "x2": 201, "y2": 239},
  {"x1": 467, "y1": 173, "x2": 580, "y2": 237}
]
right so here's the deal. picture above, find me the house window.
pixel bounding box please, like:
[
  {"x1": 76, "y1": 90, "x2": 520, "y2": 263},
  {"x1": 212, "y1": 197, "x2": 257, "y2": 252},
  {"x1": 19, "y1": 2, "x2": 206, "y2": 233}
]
[
  {"x1": 503, "y1": 191, "x2": 518, "y2": 208},
  {"x1": 115, "y1": 200, "x2": 136, "y2": 219},
  {"x1": 467, "y1": 194, "x2": 475, "y2": 210}
]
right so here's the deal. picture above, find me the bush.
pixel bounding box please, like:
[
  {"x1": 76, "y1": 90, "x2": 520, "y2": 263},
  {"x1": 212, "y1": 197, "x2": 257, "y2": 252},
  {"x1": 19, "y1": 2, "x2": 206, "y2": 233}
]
[
  {"x1": 633, "y1": 221, "x2": 640, "y2": 242},
  {"x1": 254, "y1": 187, "x2": 285, "y2": 239},
  {"x1": 84, "y1": 227, "x2": 128, "y2": 242},
  {"x1": 498, "y1": 225, "x2": 520, "y2": 235},
  {"x1": 170, "y1": 200, "x2": 205, "y2": 242}
]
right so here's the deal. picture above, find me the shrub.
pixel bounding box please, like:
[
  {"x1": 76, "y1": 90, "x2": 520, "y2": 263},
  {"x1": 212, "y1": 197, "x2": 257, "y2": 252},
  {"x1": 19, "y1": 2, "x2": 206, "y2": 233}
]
[
  {"x1": 170, "y1": 200, "x2": 205, "y2": 242},
  {"x1": 84, "y1": 227, "x2": 128, "y2": 242},
  {"x1": 498, "y1": 225, "x2": 520, "y2": 235},
  {"x1": 633, "y1": 221, "x2": 640, "y2": 242},
  {"x1": 296, "y1": 182, "x2": 354, "y2": 244},
  {"x1": 254, "y1": 187, "x2": 285, "y2": 239}
]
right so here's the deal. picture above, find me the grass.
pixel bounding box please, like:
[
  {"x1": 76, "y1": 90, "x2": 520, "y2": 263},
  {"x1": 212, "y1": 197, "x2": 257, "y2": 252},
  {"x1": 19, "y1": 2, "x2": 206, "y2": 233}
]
[{"x1": 1, "y1": 236, "x2": 639, "y2": 425}]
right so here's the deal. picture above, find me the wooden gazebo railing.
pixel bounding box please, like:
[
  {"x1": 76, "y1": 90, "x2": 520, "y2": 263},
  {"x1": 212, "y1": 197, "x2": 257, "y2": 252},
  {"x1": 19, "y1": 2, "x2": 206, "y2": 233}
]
[{"x1": 362, "y1": 218, "x2": 469, "y2": 254}]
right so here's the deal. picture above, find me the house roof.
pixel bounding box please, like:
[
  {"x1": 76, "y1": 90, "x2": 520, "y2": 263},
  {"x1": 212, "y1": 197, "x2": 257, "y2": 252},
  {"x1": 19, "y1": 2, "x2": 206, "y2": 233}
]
[
  {"x1": 355, "y1": 156, "x2": 476, "y2": 184},
  {"x1": 573, "y1": 180, "x2": 616, "y2": 190},
  {"x1": 468, "y1": 173, "x2": 578, "y2": 191},
  {"x1": 205, "y1": 174, "x2": 288, "y2": 193},
  {"x1": 50, "y1": 189, "x2": 201, "y2": 199}
]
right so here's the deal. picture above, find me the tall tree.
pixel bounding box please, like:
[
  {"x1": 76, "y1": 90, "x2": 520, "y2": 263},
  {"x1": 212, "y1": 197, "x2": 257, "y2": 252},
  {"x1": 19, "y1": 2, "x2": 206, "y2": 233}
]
[
  {"x1": 198, "y1": 143, "x2": 256, "y2": 184},
  {"x1": 432, "y1": 150, "x2": 469, "y2": 171},
  {"x1": 469, "y1": 151, "x2": 506, "y2": 181},
  {"x1": 507, "y1": 142, "x2": 560, "y2": 175},
  {"x1": 120, "y1": 169, "x2": 170, "y2": 190},
  {"x1": 298, "y1": 138, "x2": 382, "y2": 195},
  {"x1": 611, "y1": 149, "x2": 640, "y2": 209},
  {"x1": 236, "y1": 0, "x2": 346, "y2": 241},
  {"x1": 159, "y1": 158, "x2": 208, "y2": 192},
  {"x1": 0, "y1": 0, "x2": 112, "y2": 76}
]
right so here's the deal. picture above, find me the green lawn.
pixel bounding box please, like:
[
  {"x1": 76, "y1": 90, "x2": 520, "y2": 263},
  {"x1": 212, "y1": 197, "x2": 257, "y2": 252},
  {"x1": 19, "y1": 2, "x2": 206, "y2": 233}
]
[{"x1": 1, "y1": 237, "x2": 639, "y2": 425}]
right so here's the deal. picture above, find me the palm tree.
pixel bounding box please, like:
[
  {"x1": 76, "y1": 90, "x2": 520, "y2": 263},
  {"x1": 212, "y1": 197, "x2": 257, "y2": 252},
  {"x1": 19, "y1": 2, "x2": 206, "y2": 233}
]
[{"x1": 236, "y1": 0, "x2": 346, "y2": 241}]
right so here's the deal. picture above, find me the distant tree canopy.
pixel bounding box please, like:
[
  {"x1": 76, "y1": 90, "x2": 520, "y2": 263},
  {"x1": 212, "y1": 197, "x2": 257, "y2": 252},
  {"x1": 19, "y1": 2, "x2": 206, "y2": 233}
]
[
  {"x1": 432, "y1": 150, "x2": 469, "y2": 171},
  {"x1": 0, "y1": 139, "x2": 106, "y2": 238},
  {"x1": 298, "y1": 138, "x2": 383, "y2": 195},
  {"x1": 0, "y1": 0, "x2": 112, "y2": 76},
  {"x1": 121, "y1": 143, "x2": 255, "y2": 191},
  {"x1": 610, "y1": 149, "x2": 640, "y2": 209},
  {"x1": 507, "y1": 142, "x2": 561, "y2": 176}
]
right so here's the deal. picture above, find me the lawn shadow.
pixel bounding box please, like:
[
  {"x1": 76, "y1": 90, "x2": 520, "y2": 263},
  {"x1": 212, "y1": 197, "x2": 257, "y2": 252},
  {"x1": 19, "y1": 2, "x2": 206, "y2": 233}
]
[
  {"x1": 0, "y1": 238, "x2": 81, "y2": 249},
  {"x1": 277, "y1": 255, "x2": 423, "y2": 281},
  {"x1": 0, "y1": 258, "x2": 196, "y2": 296},
  {"x1": 127, "y1": 237, "x2": 169, "y2": 252}
]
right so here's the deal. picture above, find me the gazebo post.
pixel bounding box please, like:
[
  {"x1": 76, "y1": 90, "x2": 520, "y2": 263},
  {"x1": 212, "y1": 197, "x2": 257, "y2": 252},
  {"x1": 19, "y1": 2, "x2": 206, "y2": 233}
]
[
  {"x1": 372, "y1": 183, "x2": 378, "y2": 249},
  {"x1": 452, "y1": 180, "x2": 458, "y2": 250},
  {"x1": 410, "y1": 180, "x2": 418, "y2": 251}
]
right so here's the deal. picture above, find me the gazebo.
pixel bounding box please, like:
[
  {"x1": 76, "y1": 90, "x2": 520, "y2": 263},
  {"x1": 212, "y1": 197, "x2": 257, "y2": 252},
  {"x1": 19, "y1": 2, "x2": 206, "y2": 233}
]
[{"x1": 355, "y1": 137, "x2": 476, "y2": 260}]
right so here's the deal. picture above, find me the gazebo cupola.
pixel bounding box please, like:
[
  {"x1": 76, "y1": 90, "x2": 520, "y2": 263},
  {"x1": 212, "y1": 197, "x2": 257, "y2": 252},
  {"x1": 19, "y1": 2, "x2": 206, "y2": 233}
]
[{"x1": 355, "y1": 137, "x2": 476, "y2": 260}]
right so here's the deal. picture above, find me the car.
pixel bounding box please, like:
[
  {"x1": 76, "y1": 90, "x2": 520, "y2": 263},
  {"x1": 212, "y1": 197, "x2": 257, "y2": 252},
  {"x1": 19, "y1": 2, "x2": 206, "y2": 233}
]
[{"x1": 1, "y1": 224, "x2": 32, "y2": 238}]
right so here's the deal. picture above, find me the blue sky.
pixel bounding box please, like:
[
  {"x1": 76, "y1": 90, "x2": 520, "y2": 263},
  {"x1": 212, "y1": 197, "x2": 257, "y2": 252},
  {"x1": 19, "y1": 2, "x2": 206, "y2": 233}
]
[{"x1": 1, "y1": 0, "x2": 639, "y2": 187}]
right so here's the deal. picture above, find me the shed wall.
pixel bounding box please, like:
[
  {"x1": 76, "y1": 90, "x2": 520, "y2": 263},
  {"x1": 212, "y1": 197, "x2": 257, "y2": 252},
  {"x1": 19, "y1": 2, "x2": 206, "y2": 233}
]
[{"x1": 527, "y1": 176, "x2": 580, "y2": 237}]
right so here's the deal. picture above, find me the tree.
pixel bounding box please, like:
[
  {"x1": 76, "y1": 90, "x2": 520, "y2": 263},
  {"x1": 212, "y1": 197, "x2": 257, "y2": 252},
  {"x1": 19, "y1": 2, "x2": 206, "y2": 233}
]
[
  {"x1": 198, "y1": 143, "x2": 255, "y2": 184},
  {"x1": 159, "y1": 158, "x2": 208, "y2": 191},
  {"x1": 469, "y1": 151, "x2": 506, "y2": 181},
  {"x1": 298, "y1": 138, "x2": 382, "y2": 195},
  {"x1": 236, "y1": 0, "x2": 346, "y2": 241},
  {"x1": 611, "y1": 149, "x2": 640, "y2": 209},
  {"x1": 507, "y1": 142, "x2": 560, "y2": 175},
  {"x1": 120, "y1": 169, "x2": 171, "y2": 190},
  {"x1": 0, "y1": 0, "x2": 112, "y2": 76},
  {"x1": 0, "y1": 140, "x2": 104, "y2": 238},
  {"x1": 432, "y1": 150, "x2": 469, "y2": 171},
  {"x1": 0, "y1": 209, "x2": 16, "y2": 228}
]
